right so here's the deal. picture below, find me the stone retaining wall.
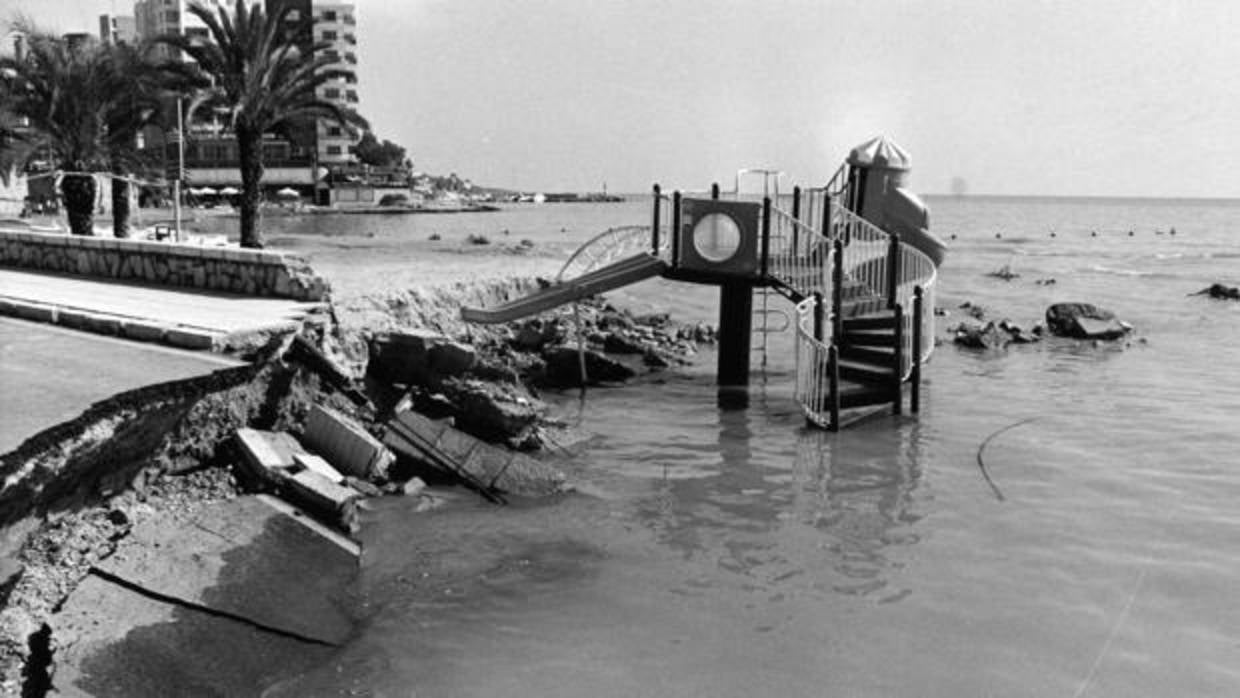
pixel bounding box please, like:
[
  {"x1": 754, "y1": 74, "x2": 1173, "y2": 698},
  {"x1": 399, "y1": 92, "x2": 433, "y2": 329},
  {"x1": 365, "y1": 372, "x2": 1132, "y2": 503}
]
[{"x1": 0, "y1": 229, "x2": 330, "y2": 301}]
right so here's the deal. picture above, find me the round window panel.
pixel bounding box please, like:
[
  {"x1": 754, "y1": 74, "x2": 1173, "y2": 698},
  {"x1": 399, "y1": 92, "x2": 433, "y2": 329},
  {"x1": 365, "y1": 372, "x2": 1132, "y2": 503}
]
[{"x1": 692, "y1": 213, "x2": 741, "y2": 263}]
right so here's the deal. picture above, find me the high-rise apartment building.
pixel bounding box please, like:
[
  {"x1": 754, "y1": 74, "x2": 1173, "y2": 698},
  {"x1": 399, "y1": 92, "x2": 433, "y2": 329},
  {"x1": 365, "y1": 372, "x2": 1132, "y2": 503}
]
[
  {"x1": 127, "y1": 0, "x2": 364, "y2": 201},
  {"x1": 99, "y1": 14, "x2": 138, "y2": 45}
]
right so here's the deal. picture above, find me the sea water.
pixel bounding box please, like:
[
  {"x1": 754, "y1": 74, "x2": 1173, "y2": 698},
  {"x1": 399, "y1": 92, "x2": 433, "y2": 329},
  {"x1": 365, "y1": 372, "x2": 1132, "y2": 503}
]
[{"x1": 263, "y1": 196, "x2": 1240, "y2": 697}]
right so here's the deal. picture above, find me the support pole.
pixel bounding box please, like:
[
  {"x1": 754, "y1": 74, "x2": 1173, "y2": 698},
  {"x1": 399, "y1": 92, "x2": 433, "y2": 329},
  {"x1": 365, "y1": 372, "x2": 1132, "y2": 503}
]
[
  {"x1": 173, "y1": 97, "x2": 184, "y2": 242},
  {"x1": 827, "y1": 344, "x2": 840, "y2": 432},
  {"x1": 821, "y1": 189, "x2": 832, "y2": 239},
  {"x1": 711, "y1": 182, "x2": 720, "y2": 200},
  {"x1": 717, "y1": 282, "x2": 753, "y2": 390},
  {"x1": 892, "y1": 303, "x2": 904, "y2": 416},
  {"x1": 812, "y1": 291, "x2": 824, "y2": 342},
  {"x1": 760, "y1": 196, "x2": 771, "y2": 279},
  {"x1": 670, "y1": 190, "x2": 681, "y2": 269},
  {"x1": 650, "y1": 184, "x2": 661, "y2": 255},
  {"x1": 886, "y1": 234, "x2": 900, "y2": 310},
  {"x1": 832, "y1": 239, "x2": 844, "y2": 341},
  {"x1": 912, "y1": 286, "x2": 923, "y2": 413},
  {"x1": 791, "y1": 186, "x2": 801, "y2": 251}
]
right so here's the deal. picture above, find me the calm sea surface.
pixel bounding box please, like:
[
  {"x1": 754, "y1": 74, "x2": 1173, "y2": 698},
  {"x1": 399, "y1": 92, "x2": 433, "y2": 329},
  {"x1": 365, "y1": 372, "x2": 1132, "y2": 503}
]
[{"x1": 261, "y1": 196, "x2": 1240, "y2": 697}]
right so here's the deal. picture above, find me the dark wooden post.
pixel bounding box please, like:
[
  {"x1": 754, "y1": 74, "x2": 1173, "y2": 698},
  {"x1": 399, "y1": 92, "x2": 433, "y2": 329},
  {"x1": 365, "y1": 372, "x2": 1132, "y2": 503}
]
[
  {"x1": 760, "y1": 197, "x2": 771, "y2": 278},
  {"x1": 827, "y1": 343, "x2": 840, "y2": 432},
  {"x1": 892, "y1": 303, "x2": 904, "y2": 416},
  {"x1": 832, "y1": 239, "x2": 844, "y2": 341},
  {"x1": 911, "y1": 286, "x2": 923, "y2": 413},
  {"x1": 670, "y1": 190, "x2": 682, "y2": 269},
  {"x1": 886, "y1": 234, "x2": 900, "y2": 310},
  {"x1": 651, "y1": 184, "x2": 661, "y2": 255}
]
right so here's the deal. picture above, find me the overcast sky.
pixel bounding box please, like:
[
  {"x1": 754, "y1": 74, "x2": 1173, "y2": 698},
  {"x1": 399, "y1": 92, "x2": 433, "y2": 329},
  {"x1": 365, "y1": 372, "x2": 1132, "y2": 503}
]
[{"x1": 5, "y1": 0, "x2": 1240, "y2": 197}]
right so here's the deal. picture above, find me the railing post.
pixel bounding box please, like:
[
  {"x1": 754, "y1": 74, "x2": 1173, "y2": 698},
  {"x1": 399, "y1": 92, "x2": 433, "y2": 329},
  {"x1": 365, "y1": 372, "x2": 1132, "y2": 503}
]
[
  {"x1": 832, "y1": 239, "x2": 844, "y2": 341},
  {"x1": 821, "y1": 192, "x2": 832, "y2": 240},
  {"x1": 671, "y1": 191, "x2": 682, "y2": 269},
  {"x1": 827, "y1": 343, "x2": 840, "y2": 432},
  {"x1": 760, "y1": 196, "x2": 771, "y2": 279},
  {"x1": 711, "y1": 182, "x2": 720, "y2": 200},
  {"x1": 813, "y1": 291, "x2": 824, "y2": 342},
  {"x1": 791, "y1": 186, "x2": 801, "y2": 252},
  {"x1": 892, "y1": 303, "x2": 904, "y2": 416},
  {"x1": 886, "y1": 234, "x2": 900, "y2": 310},
  {"x1": 651, "y1": 184, "x2": 661, "y2": 255},
  {"x1": 912, "y1": 286, "x2": 923, "y2": 414}
]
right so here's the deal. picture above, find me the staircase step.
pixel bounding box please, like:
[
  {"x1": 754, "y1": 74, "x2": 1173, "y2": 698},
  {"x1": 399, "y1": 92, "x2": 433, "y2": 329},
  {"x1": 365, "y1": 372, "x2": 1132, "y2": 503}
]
[
  {"x1": 841, "y1": 330, "x2": 896, "y2": 347},
  {"x1": 844, "y1": 313, "x2": 897, "y2": 330},
  {"x1": 838, "y1": 359, "x2": 893, "y2": 384},
  {"x1": 838, "y1": 345, "x2": 896, "y2": 366},
  {"x1": 838, "y1": 384, "x2": 894, "y2": 409}
]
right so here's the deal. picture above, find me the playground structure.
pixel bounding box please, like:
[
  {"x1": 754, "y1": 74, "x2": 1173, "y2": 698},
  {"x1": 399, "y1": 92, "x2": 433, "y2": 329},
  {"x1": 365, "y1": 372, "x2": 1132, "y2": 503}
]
[{"x1": 461, "y1": 136, "x2": 944, "y2": 430}]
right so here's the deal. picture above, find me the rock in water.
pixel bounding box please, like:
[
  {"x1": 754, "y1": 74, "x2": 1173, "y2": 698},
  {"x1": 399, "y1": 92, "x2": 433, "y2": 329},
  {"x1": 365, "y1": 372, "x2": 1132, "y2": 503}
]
[
  {"x1": 1193, "y1": 283, "x2": 1240, "y2": 300},
  {"x1": 1045, "y1": 303, "x2": 1131, "y2": 340},
  {"x1": 542, "y1": 346, "x2": 636, "y2": 386},
  {"x1": 953, "y1": 322, "x2": 1007, "y2": 349}
]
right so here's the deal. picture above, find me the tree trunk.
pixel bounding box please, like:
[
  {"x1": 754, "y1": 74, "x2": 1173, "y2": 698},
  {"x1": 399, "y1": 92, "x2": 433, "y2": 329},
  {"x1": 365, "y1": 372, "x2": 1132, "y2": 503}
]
[
  {"x1": 111, "y1": 168, "x2": 131, "y2": 239},
  {"x1": 237, "y1": 128, "x2": 265, "y2": 249},
  {"x1": 60, "y1": 173, "x2": 97, "y2": 236}
]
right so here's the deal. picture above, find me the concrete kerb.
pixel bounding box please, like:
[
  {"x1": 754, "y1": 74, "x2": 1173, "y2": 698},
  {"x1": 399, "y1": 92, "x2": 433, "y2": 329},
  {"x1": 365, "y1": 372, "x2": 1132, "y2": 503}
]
[{"x1": 165, "y1": 327, "x2": 222, "y2": 351}]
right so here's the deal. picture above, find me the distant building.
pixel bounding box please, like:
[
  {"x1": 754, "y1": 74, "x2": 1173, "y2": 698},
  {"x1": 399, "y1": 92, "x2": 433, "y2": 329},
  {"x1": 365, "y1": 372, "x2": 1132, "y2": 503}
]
[
  {"x1": 129, "y1": 0, "x2": 366, "y2": 203},
  {"x1": 99, "y1": 14, "x2": 138, "y2": 45}
]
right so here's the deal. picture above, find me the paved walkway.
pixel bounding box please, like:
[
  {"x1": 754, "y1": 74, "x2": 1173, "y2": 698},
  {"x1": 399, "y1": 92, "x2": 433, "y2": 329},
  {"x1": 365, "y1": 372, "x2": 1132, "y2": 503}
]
[
  {"x1": 0, "y1": 317, "x2": 243, "y2": 453},
  {"x1": 0, "y1": 268, "x2": 325, "y2": 350}
]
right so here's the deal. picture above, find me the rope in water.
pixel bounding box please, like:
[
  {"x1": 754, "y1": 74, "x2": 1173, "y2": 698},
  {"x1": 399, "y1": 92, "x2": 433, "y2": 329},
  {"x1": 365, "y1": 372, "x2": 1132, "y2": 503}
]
[{"x1": 974, "y1": 416, "x2": 1040, "y2": 502}]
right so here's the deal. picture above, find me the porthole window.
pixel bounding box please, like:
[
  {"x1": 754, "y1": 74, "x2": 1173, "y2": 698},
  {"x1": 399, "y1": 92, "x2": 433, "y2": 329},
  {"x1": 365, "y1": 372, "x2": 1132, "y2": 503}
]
[{"x1": 692, "y1": 213, "x2": 741, "y2": 262}]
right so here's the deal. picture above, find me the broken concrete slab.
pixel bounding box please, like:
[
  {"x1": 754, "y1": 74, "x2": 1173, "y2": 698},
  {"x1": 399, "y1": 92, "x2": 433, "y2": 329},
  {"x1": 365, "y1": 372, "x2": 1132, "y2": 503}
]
[
  {"x1": 81, "y1": 496, "x2": 357, "y2": 646},
  {"x1": 286, "y1": 470, "x2": 361, "y2": 533},
  {"x1": 302, "y1": 405, "x2": 394, "y2": 480},
  {"x1": 235, "y1": 428, "x2": 297, "y2": 487},
  {"x1": 51, "y1": 496, "x2": 352, "y2": 696},
  {"x1": 292, "y1": 452, "x2": 344, "y2": 484},
  {"x1": 366, "y1": 328, "x2": 449, "y2": 385},
  {"x1": 384, "y1": 409, "x2": 566, "y2": 498}
]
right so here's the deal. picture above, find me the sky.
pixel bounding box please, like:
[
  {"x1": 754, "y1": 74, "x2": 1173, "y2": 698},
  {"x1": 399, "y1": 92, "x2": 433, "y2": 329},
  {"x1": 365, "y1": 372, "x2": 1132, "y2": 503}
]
[{"x1": 4, "y1": 0, "x2": 1240, "y2": 197}]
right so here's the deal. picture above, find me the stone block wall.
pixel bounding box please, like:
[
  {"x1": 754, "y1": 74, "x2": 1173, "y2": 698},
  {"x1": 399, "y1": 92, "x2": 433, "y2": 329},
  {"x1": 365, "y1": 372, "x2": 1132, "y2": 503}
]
[{"x1": 0, "y1": 230, "x2": 330, "y2": 301}]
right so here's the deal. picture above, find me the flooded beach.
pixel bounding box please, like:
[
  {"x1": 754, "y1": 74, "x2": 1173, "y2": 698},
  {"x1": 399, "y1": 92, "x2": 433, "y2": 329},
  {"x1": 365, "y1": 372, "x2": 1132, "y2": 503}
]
[{"x1": 228, "y1": 195, "x2": 1240, "y2": 696}]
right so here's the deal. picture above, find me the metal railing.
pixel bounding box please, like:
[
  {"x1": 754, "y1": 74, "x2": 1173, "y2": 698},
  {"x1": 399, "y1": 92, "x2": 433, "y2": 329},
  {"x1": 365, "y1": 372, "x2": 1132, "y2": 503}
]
[
  {"x1": 765, "y1": 203, "x2": 830, "y2": 299},
  {"x1": 791, "y1": 193, "x2": 938, "y2": 429}
]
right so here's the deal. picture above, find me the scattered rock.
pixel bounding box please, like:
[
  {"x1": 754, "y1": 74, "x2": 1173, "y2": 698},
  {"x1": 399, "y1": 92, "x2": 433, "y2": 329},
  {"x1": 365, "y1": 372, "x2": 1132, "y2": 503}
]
[
  {"x1": 986, "y1": 265, "x2": 1019, "y2": 281},
  {"x1": 401, "y1": 477, "x2": 427, "y2": 497},
  {"x1": 542, "y1": 346, "x2": 637, "y2": 387},
  {"x1": 603, "y1": 331, "x2": 648, "y2": 355},
  {"x1": 1191, "y1": 283, "x2": 1240, "y2": 300},
  {"x1": 1045, "y1": 303, "x2": 1132, "y2": 340},
  {"x1": 440, "y1": 378, "x2": 545, "y2": 443},
  {"x1": 953, "y1": 322, "x2": 1007, "y2": 349}
]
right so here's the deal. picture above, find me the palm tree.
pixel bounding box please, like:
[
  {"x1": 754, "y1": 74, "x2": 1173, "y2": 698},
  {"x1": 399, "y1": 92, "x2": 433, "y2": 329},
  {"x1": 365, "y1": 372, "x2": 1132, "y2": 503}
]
[
  {"x1": 157, "y1": 1, "x2": 367, "y2": 248},
  {"x1": 0, "y1": 25, "x2": 171, "y2": 236}
]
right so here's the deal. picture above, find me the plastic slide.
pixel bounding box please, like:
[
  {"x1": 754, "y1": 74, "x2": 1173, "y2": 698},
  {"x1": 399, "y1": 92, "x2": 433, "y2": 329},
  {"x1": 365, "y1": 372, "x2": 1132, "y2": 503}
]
[{"x1": 460, "y1": 252, "x2": 668, "y2": 324}]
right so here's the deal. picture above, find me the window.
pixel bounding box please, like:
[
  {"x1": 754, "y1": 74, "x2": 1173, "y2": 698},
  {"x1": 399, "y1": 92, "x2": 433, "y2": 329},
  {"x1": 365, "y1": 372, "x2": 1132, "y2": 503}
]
[
  {"x1": 326, "y1": 145, "x2": 342, "y2": 155},
  {"x1": 321, "y1": 31, "x2": 337, "y2": 41},
  {"x1": 323, "y1": 50, "x2": 340, "y2": 61},
  {"x1": 345, "y1": 90, "x2": 358, "y2": 103},
  {"x1": 327, "y1": 126, "x2": 342, "y2": 137},
  {"x1": 323, "y1": 10, "x2": 337, "y2": 21},
  {"x1": 165, "y1": 10, "x2": 179, "y2": 22},
  {"x1": 324, "y1": 88, "x2": 340, "y2": 99},
  {"x1": 345, "y1": 52, "x2": 357, "y2": 64}
]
